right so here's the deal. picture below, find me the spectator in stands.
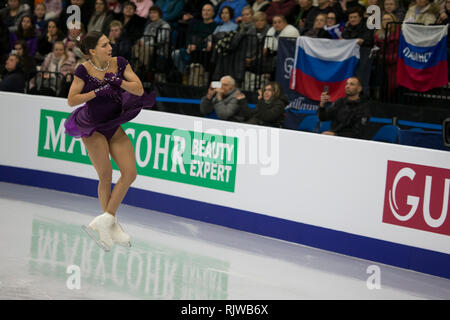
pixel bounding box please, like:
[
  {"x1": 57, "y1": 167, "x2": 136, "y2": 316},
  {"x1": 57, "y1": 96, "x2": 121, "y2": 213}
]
[
  {"x1": 373, "y1": 12, "x2": 399, "y2": 98},
  {"x1": 244, "y1": 82, "x2": 288, "y2": 127},
  {"x1": 289, "y1": 0, "x2": 314, "y2": 33},
  {"x1": 87, "y1": 0, "x2": 114, "y2": 34},
  {"x1": 0, "y1": 0, "x2": 30, "y2": 33},
  {"x1": 64, "y1": 21, "x2": 87, "y2": 64},
  {"x1": 264, "y1": 0, "x2": 296, "y2": 24},
  {"x1": 324, "y1": 11, "x2": 345, "y2": 39},
  {"x1": 264, "y1": 15, "x2": 300, "y2": 52},
  {"x1": 132, "y1": 0, "x2": 153, "y2": 19},
  {"x1": 214, "y1": 0, "x2": 248, "y2": 24},
  {"x1": 115, "y1": 1, "x2": 147, "y2": 44},
  {"x1": 383, "y1": 0, "x2": 405, "y2": 22},
  {"x1": 0, "y1": 53, "x2": 26, "y2": 93},
  {"x1": 180, "y1": 0, "x2": 211, "y2": 22},
  {"x1": 135, "y1": 5, "x2": 171, "y2": 80},
  {"x1": 437, "y1": 0, "x2": 450, "y2": 23},
  {"x1": 33, "y1": 2, "x2": 48, "y2": 35},
  {"x1": 343, "y1": 6, "x2": 373, "y2": 93},
  {"x1": 107, "y1": 0, "x2": 122, "y2": 14},
  {"x1": 201, "y1": 76, "x2": 240, "y2": 120},
  {"x1": 37, "y1": 19, "x2": 64, "y2": 57},
  {"x1": 109, "y1": 20, "x2": 132, "y2": 60},
  {"x1": 318, "y1": 76, "x2": 370, "y2": 139},
  {"x1": 213, "y1": 6, "x2": 238, "y2": 34},
  {"x1": 42, "y1": 0, "x2": 62, "y2": 20},
  {"x1": 154, "y1": 0, "x2": 185, "y2": 27},
  {"x1": 36, "y1": 40, "x2": 76, "y2": 95},
  {"x1": 339, "y1": 0, "x2": 365, "y2": 21},
  {"x1": 59, "y1": 0, "x2": 93, "y2": 35},
  {"x1": 9, "y1": 14, "x2": 38, "y2": 56},
  {"x1": 404, "y1": 0, "x2": 440, "y2": 25},
  {"x1": 252, "y1": 0, "x2": 270, "y2": 13},
  {"x1": 254, "y1": 11, "x2": 270, "y2": 38},
  {"x1": 172, "y1": 3, "x2": 217, "y2": 76},
  {"x1": 303, "y1": 0, "x2": 343, "y2": 34},
  {"x1": 12, "y1": 39, "x2": 36, "y2": 78},
  {"x1": 304, "y1": 13, "x2": 332, "y2": 38}
]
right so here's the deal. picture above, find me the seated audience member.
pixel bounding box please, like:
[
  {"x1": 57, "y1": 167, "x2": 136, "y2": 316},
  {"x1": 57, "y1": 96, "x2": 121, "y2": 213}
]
[
  {"x1": 87, "y1": 0, "x2": 114, "y2": 34},
  {"x1": 0, "y1": 53, "x2": 26, "y2": 93},
  {"x1": 324, "y1": 11, "x2": 345, "y2": 39},
  {"x1": 154, "y1": 0, "x2": 185, "y2": 27},
  {"x1": 244, "y1": 82, "x2": 288, "y2": 127},
  {"x1": 214, "y1": 0, "x2": 248, "y2": 24},
  {"x1": 200, "y1": 76, "x2": 240, "y2": 120},
  {"x1": 107, "y1": 0, "x2": 122, "y2": 14},
  {"x1": 12, "y1": 39, "x2": 36, "y2": 78},
  {"x1": 264, "y1": 0, "x2": 296, "y2": 24},
  {"x1": 9, "y1": 14, "x2": 39, "y2": 56},
  {"x1": 109, "y1": 20, "x2": 132, "y2": 61},
  {"x1": 180, "y1": 0, "x2": 212, "y2": 22},
  {"x1": 132, "y1": 0, "x2": 154, "y2": 19},
  {"x1": 317, "y1": 76, "x2": 370, "y2": 139},
  {"x1": 304, "y1": 13, "x2": 332, "y2": 38},
  {"x1": 33, "y1": 2, "x2": 48, "y2": 35},
  {"x1": 172, "y1": 3, "x2": 217, "y2": 75},
  {"x1": 437, "y1": 0, "x2": 450, "y2": 23},
  {"x1": 264, "y1": 15, "x2": 300, "y2": 52},
  {"x1": 37, "y1": 19, "x2": 64, "y2": 57},
  {"x1": 254, "y1": 11, "x2": 270, "y2": 38},
  {"x1": 0, "y1": 0, "x2": 31, "y2": 33},
  {"x1": 404, "y1": 0, "x2": 440, "y2": 24},
  {"x1": 373, "y1": 12, "x2": 399, "y2": 98},
  {"x1": 42, "y1": 0, "x2": 62, "y2": 20},
  {"x1": 213, "y1": 6, "x2": 238, "y2": 34},
  {"x1": 343, "y1": 7, "x2": 373, "y2": 93},
  {"x1": 289, "y1": 0, "x2": 315, "y2": 33},
  {"x1": 116, "y1": 1, "x2": 147, "y2": 44},
  {"x1": 339, "y1": 0, "x2": 366, "y2": 19},
  {"x1": 252, "y1": 0, "x2": 270, "y2": 13},
  {"x1": 135, "y1": 5, "x2": 171, "y2": 77},
  {"x1": 383, "y1": 0, "x2": 405, "y2": 22},
  {"x1": 303, "y1": 0, "x2": 343, "y2": 34},
  {"x1": 36, "y1": 41, "x2": 76, "y2": 95}
]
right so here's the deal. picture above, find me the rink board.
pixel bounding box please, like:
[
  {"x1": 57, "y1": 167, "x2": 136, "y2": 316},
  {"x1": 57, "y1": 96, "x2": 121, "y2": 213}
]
[{"x1": 0, "y1": 92, "x2": 449, "y2": 279}]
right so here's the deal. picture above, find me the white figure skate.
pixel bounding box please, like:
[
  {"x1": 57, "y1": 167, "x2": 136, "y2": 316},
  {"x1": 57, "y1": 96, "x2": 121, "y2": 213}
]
[
  {"x1": 112, "y1": 219, "x2": 131, "y2": 247},
  {"x1": 82, "y1": 212, "x2": 115, "y2": 252}
]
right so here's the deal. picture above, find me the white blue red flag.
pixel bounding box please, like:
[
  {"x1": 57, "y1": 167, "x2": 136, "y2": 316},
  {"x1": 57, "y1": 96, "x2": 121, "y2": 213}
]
[
  {"x1": 397, "y1": 23, "x2": 448, "y2": 92},
  {"x1": 290, "y1": 37, "x2": 360, "y2": 102}
]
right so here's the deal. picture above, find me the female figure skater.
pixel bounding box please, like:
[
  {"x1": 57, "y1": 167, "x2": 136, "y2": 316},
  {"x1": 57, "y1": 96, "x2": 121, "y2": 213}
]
[{"x1": 65, "y1": 31, "x2": 155, "y2": 251}]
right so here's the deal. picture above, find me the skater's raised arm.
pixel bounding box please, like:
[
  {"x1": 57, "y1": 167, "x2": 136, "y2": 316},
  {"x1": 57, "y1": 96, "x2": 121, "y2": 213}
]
[{"x1": 120, "y1": 63, "x2": 144, "y2": 97}]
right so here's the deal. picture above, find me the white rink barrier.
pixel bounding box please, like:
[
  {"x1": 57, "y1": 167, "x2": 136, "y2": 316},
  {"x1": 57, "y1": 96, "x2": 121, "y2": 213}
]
[{"x1": 0, "y1": 92, "x2": 449, "y2": 279}]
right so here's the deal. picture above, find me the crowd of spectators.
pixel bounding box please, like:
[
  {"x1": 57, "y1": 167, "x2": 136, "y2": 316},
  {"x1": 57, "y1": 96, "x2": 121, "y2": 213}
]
[{"x1": 0, "y1": 0, "x2": 448, "y2": 136}]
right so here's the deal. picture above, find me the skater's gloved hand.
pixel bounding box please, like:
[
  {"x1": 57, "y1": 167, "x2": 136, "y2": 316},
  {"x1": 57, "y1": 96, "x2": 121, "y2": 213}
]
[
  {"x1": 104, "y1": 72, "x2": 123, "y2": 88},
  {"x1": 94, "y1": 83, "x2": 117, "y2": 97}
]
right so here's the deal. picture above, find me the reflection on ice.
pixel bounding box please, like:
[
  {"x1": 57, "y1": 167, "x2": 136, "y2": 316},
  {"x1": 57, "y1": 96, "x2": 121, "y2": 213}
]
[{"x1": 29, "y1": 217, "x2": 229, "y2": 299}]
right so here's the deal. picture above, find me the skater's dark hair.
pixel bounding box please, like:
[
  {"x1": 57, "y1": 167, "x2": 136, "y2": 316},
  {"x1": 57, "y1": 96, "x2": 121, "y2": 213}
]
[{"x1": 80, "y1": 31, "x2": 105, "y2": 57}]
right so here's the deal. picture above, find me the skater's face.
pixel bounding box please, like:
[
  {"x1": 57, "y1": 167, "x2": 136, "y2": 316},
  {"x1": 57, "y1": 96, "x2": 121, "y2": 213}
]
[{"x1": 90, "y1": 35, "x2": 113, "y2": 63}]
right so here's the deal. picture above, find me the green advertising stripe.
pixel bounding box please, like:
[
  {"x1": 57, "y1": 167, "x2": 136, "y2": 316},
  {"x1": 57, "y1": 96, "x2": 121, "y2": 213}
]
[{"x1": 38, "y1": 109, "x2": 238, "y2": 192}]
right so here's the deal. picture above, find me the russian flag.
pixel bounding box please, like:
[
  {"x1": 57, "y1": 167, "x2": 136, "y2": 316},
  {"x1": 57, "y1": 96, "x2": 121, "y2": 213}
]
[
  {"x1": 397, "y1": 23, "x2": 448, "y2": 92},
  {"x1": 290, "y1": 37, "x2": 360, "y2": 102}
]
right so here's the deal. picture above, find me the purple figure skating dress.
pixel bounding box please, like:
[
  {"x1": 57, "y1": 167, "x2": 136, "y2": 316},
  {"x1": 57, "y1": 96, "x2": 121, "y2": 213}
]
[{"x1": 64, "y1": 56, "x2": 155, "y2": 140}]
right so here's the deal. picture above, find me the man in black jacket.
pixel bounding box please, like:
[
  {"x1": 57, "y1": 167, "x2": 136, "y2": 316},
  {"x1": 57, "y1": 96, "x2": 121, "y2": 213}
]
[
  {"x1": 317, "y1": 76, "x2": 370, "y2": 139},
  {"x1": 0, "y1": 53, "x2": 26, "y2": 93}
]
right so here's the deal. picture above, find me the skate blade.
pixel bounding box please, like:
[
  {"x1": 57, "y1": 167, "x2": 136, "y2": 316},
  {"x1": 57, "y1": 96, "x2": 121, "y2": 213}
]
[{"x1": 82, "y1": 225, "x2": 111, "y2": 252}]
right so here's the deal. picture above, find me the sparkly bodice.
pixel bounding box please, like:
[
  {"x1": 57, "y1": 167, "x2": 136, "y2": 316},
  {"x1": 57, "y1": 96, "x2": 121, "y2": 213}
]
[{"x1": 74, "y1": 56, "x2": 128, "y2": 123}]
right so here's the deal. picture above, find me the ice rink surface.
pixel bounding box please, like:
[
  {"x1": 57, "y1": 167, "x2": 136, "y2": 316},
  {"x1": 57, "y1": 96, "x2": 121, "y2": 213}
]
[{"x1": 0, "y1": 182, "x2": 449, "y2": 300}]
